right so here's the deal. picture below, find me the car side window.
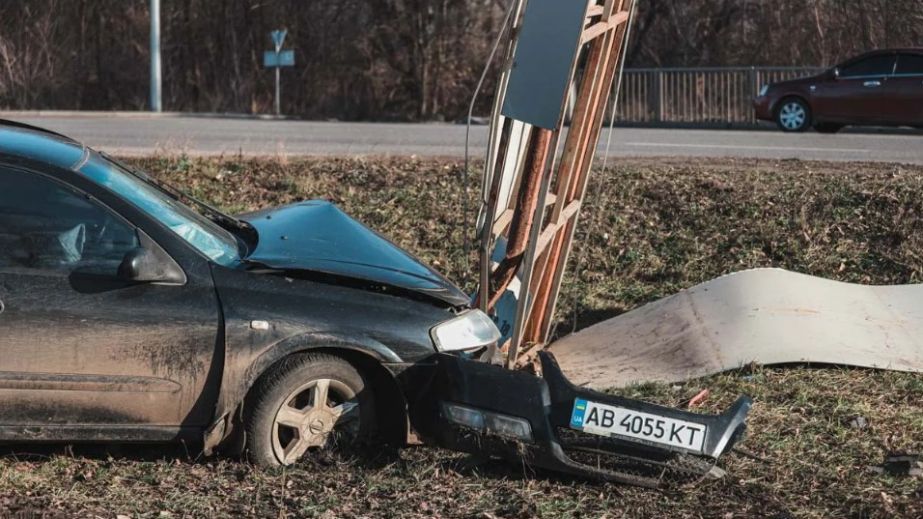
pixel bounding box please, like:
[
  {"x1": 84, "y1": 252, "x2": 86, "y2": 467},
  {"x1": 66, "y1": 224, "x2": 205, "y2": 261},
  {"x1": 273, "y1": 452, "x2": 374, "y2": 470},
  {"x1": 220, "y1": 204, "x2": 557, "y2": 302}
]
[
  {"x1": 839, "y1": 55, "x2": 896, "y2": 78},
  {"x1": 895, "y1": 54, "x2": 923, "y2": 76},
  {"x1": 0, "y1": 167, "x2": 139, "y2": 275}
]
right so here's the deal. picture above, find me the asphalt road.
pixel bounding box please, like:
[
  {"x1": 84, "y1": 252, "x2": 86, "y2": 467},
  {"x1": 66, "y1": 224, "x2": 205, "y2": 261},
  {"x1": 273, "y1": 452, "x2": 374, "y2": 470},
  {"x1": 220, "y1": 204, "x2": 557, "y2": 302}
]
[{"x1": 5, "y1": 114, "x2": 922, "y2": 164}]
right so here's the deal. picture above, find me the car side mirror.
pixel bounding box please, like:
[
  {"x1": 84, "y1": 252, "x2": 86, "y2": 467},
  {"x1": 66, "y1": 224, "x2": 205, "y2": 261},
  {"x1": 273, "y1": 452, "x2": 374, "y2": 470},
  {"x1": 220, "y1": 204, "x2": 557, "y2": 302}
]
[{"x1": 117, "y1": 234, "x2": 186, "y2": 285}]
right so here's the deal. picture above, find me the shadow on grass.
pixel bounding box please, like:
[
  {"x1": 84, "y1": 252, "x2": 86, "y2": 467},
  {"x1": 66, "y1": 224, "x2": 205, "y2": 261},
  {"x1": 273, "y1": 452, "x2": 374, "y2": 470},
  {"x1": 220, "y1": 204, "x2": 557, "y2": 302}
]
[
  {"x1": 0, "y1": 441, "x2": 595, "y2": 487},
  {"x1": 0, "y1": 439, "x2": 408, "y2": 472},
  {"x1": 0, "y1": 442, "x2": 200, "y2": 464}
]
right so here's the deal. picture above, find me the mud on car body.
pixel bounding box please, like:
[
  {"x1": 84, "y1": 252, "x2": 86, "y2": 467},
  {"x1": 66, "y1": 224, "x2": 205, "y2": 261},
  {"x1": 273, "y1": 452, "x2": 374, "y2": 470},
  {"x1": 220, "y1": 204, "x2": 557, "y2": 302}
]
[{"x1": 0, "y1": 120, "x2": 498, "y2": 466}]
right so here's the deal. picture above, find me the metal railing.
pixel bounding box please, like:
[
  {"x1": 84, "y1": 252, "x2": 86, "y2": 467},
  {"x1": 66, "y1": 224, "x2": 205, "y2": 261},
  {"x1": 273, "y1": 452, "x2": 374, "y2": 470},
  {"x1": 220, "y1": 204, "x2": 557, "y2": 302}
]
[{"x1": 604, "y1": 66, "x2": 826, "y2": 126}]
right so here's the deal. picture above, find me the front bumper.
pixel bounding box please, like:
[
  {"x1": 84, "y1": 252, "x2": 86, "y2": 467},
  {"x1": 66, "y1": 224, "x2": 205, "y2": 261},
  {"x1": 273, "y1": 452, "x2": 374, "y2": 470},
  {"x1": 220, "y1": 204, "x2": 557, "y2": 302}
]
[
  {"x1": 411, "y1": 351, "x2": 751, "y2": 487},
  {"x1": 753, "y1": 95, "x2": 774, "y2": 121}
]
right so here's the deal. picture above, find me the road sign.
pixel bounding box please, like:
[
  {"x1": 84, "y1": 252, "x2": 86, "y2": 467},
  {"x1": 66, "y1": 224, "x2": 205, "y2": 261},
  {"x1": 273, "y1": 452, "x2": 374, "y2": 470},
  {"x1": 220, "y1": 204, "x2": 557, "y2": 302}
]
[
  {"x1": 271, "y1": 29, "x2": 287, "y2": 52},
  {"x1": 263, "y1": 50, "x2": 295, "y2": 68},
  {"x1": 266, "y1": 29, "x2": 292, "y2": 116}
]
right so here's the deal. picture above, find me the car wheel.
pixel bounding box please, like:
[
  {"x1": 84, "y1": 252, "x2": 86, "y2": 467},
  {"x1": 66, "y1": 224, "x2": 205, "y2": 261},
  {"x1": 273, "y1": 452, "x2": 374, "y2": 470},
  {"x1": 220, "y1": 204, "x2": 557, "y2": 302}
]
[
  {"x1": 244, "y1": 353, "x2": 375, "y2": 467},
  {"x1": 776, "y1": 98, "x2": 811, "y2": 132},
  {"x1": 814, "y1": 123, "x2": 844, "y2": 134}
]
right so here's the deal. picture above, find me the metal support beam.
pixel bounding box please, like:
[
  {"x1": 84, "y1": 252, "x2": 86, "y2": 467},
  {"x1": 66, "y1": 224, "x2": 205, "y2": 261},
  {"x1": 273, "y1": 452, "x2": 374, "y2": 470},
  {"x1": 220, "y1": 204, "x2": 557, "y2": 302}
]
[
  {"x1": 477, "y1": 0, "x2": 637, "y2": 367},
  {"x1": 487, "y1": 128, "x2": 552, "y2": 311}
]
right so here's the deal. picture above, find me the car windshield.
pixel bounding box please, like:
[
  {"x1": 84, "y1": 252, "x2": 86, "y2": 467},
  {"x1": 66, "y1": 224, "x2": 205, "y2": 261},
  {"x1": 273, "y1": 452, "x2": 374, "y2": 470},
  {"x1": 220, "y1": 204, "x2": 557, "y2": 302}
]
[{"x1": 78, "y1": 154, "x2": 242, "y2": 266}]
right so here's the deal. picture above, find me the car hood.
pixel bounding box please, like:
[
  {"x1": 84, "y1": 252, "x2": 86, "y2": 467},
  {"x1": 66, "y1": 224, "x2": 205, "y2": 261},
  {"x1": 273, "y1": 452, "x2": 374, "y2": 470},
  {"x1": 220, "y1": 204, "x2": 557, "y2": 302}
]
[
  {"x1": 772, "y1": 72, "x2": 826, "y2": 89},
  {"x1": 239, "y1": 200, "x2": 470, "y2": 307}
]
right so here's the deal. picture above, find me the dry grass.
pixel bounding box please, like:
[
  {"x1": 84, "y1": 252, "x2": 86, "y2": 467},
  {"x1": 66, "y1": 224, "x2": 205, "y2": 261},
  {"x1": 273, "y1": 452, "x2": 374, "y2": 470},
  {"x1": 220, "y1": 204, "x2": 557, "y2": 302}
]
[{"x1": 1, "y1": 156, "x2": 922, "y2": 518}]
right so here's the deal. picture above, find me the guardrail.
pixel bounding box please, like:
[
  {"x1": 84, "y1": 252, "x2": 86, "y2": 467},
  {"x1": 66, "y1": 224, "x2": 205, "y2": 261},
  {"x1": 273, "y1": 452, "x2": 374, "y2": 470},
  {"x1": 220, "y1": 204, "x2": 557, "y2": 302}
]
[{"x1": 603, "y1": 66, "x2": 826, "y2": 127}]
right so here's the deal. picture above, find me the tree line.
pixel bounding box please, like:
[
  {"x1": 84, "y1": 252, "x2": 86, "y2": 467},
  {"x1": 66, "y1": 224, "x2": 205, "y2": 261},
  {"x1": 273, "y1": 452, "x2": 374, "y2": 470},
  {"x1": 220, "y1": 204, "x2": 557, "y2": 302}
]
[{"x1": 1, "y1": 0, "x2": 920, "y2": 121}]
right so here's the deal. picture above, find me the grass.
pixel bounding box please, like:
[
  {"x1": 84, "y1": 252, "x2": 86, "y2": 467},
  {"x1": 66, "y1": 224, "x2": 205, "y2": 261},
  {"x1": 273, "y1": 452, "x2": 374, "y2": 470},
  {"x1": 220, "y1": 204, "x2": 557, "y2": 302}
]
[{"x1": 1, "y1": 156, "x2": 922, "y2": 518}]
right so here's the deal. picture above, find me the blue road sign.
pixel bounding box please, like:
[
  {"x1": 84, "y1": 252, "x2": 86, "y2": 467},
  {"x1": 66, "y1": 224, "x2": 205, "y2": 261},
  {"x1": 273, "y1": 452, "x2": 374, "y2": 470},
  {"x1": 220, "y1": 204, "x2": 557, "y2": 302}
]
[
  {"x1": 271, "y1": 29, "x2": 287, "y2": 51},
  {"x1": 264, "y1": 50, "x2": 295, "y2": 68}
]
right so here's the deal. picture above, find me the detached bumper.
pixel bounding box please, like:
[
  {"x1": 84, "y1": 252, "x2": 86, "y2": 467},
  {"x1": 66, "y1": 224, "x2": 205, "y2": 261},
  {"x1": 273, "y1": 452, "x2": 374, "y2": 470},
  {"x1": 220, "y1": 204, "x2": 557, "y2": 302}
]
[{"x1": 411, "y1": 351, "x2": 751, "y2": 487}]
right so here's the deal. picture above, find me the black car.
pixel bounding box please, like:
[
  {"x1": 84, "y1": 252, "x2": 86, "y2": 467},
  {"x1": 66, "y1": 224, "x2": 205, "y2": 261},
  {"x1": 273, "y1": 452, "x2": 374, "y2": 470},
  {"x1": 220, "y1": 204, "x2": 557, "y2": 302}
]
[{"x1": 0, "y1": 120, "x2": 500, "y2": 466}]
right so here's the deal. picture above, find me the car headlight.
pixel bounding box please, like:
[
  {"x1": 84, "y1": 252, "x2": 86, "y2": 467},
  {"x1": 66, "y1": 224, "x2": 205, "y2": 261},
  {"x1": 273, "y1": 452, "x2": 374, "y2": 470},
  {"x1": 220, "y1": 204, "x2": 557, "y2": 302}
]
[
  {"x1": 430, "y1": 310, "x2": 501, "y2": 353},
  {"x1": 441, "y1": 403, "x2": 534, "y2": 441},
  {"x1": 758, "y1": 84, "x2": 770, "y2": 97}
]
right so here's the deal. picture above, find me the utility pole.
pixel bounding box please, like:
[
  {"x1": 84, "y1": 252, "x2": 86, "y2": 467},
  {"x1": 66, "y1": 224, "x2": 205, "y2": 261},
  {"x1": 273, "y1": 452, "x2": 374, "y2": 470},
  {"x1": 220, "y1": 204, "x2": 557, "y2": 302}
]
[{"x1": 150, "y1": 0, "x2": 162, "y2": 112}]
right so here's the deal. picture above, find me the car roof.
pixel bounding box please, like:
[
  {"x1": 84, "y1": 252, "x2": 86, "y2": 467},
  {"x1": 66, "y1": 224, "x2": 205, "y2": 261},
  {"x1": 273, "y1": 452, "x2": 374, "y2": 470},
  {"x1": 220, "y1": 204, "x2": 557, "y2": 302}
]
[
  {"x1": 854, "y1": 48, "x2": 923, "y2": 58},
  {"x1": 0, "y1": 119, "x2": 88, "y2": 170}
]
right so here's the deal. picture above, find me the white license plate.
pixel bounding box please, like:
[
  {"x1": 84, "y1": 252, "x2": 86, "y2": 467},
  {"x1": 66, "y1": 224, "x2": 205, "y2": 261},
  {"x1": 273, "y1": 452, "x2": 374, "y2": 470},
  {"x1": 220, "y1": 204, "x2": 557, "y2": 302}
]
[{"x1": 570, "y1": 398, "x2": 707, "y2": 453}]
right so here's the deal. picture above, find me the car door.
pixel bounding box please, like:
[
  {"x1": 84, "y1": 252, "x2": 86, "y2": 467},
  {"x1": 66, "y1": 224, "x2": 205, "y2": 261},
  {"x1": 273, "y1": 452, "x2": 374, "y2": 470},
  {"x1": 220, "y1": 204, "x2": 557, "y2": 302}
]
[
  {"x1": 883, "y1": 52, "x2": 923, "y2": 125},
  {"x1": 817, "y1": 53, "x2": 896, "y2": 122},
  {"x1": 0, "y1": 165, "x2": 222, "y2": 435}
]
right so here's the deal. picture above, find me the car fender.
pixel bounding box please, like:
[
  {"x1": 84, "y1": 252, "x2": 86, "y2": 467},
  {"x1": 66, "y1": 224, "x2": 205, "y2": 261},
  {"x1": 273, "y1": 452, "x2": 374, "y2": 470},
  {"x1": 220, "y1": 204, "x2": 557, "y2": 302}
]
[
  {"x1": 203, "y1": 330, "x2": 405, "y2": 454},
  {"x1": 247, "y1": 331, "x2": 403, "y2": 383}
]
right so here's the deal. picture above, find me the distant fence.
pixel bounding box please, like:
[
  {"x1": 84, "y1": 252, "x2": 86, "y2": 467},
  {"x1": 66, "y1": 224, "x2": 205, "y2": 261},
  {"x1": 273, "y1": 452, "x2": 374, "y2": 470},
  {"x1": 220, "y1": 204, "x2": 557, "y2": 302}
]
[{"x1": 600, "y1": 67, "x2": 825, "y2": 127}]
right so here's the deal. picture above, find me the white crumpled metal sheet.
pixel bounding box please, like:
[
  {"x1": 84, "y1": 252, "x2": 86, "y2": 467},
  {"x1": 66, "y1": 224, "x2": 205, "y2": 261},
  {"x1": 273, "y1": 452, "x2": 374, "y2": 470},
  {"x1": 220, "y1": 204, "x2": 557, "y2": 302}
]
[{"x1": 549, "y1": 269, "x2": 923, "y2": 389}]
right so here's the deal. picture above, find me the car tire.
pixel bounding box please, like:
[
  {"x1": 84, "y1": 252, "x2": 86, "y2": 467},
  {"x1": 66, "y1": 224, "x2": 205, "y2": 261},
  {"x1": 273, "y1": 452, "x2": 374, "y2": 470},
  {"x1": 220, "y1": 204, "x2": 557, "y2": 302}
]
[
  {"x1": 814, "y1": 123, "x2": 844, "y2": 134},
  {"x1": 244, "y1": 352, "x2": 376, "y2": 467},
  {"x1": 775, "y1": 97, "x2": 811, "y2": 132}
]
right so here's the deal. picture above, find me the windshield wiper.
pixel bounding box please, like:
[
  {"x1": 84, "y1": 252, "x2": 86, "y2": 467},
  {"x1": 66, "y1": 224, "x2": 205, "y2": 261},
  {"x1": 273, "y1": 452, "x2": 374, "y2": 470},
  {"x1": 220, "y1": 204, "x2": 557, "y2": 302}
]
[{"x1": 99, "y1": 152, "x2": 253, "y2": 233}]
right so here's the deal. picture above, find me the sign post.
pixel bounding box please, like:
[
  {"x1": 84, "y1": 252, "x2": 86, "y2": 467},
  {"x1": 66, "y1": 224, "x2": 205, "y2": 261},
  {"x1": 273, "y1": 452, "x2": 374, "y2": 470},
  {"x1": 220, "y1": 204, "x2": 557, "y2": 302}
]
[
  {"x1": 150, "y1": 0, "x2": 162, "y2": 112},
  {"x1": 264, "y1": 30, "x2": 295, "y2": 116}
]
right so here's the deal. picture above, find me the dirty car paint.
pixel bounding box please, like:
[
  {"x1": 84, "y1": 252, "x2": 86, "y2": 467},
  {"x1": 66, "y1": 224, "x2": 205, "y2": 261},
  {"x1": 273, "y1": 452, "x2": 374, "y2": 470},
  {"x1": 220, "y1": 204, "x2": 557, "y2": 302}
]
[
  {"x1": 0, "y1": 123, "x2": 466, "y2": 449},
  {"x1": 0, "y1": 255, "x2": 223, "y2": 429},
  {"x1": 207, "y1": 264, "x2": 457, "y2": 444}
]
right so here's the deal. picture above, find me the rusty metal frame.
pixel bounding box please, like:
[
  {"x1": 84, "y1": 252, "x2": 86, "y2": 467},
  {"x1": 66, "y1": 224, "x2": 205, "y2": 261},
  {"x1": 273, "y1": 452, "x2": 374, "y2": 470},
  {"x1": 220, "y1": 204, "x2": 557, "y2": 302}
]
[{"x1": 476, "y1": 0, "x2": 635, "y2": 368}]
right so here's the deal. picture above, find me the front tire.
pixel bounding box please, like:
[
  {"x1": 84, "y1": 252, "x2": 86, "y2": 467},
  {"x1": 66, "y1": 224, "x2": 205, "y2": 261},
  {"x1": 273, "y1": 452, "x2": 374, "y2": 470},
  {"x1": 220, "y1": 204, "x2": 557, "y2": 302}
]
[
  {"x1": 814, "y1": 123, "x2": 844, "y2": 134},
  {"x1": 776, "y1": 98, "x2": 811, "y2": 132},
  {"x1": 244, "y1": 353, "x2": 376, "y2": 467}
]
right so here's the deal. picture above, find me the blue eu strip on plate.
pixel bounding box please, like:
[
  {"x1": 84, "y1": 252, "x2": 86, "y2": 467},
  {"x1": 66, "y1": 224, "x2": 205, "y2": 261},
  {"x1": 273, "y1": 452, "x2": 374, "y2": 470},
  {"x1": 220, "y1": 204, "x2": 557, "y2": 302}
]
[{"x1": 570, "y1": 398, "x2": 588, "y2": 428}]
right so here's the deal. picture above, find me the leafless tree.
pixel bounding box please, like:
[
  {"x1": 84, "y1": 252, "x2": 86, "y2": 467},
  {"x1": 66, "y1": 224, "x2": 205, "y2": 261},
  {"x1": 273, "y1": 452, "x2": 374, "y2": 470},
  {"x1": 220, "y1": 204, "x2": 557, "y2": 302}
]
[{"x1": 1, "y1": 0, "x2": 921, "y2": 120}]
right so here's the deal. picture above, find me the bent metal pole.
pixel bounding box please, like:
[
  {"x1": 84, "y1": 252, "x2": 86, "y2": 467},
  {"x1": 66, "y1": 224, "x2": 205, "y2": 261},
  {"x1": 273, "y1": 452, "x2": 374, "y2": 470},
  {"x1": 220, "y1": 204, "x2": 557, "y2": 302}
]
[{"x1": 486, "y1": 127, "x2": 552, "y2": 311}]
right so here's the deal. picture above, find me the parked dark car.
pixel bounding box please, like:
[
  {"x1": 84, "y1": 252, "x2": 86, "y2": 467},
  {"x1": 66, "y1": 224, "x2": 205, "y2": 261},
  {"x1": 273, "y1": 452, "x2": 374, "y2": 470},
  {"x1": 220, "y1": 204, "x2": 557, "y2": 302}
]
[
  {"x1": 0, "y1": 120, "x2": 501, "y2": 466},
  {"x1": 754, "y1": 49, "x2": 923, "y2": 133}
]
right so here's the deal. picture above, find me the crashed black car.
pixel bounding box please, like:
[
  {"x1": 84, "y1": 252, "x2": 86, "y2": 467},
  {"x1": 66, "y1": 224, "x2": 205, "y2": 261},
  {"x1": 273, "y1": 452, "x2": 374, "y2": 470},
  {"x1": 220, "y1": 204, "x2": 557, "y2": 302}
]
[
  {"x1": 0, "y1": 121, "x2": 749, "y2": 484},
  {"x1": 0, "y1": 120, "x2": 498, "y2": 466}
]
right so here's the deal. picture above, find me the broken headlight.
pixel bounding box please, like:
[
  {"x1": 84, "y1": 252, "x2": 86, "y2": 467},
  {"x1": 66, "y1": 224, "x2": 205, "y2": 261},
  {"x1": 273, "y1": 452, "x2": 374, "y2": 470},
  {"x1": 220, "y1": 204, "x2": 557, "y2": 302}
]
[
  {"x1": 442, "y1": 402, "x2": 533, "y2": 441},
  {"x1": 430, "y1": 310, "x2": 501, "y2": 353}
]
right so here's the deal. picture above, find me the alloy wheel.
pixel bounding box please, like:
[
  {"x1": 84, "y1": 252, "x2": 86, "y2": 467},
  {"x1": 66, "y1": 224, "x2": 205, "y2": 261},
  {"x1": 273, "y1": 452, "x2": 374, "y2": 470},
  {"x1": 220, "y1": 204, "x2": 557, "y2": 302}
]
[{"x1": 271, "y1": 378, "x2": 360, "y2": 465}]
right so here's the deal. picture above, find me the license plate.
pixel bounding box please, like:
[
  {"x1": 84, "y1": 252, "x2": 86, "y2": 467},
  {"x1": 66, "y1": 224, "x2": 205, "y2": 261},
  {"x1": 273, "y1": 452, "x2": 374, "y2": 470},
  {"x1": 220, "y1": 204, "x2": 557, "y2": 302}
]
[{"x1": 570, "y1": 398, "x2": 707, "y2": 453}]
